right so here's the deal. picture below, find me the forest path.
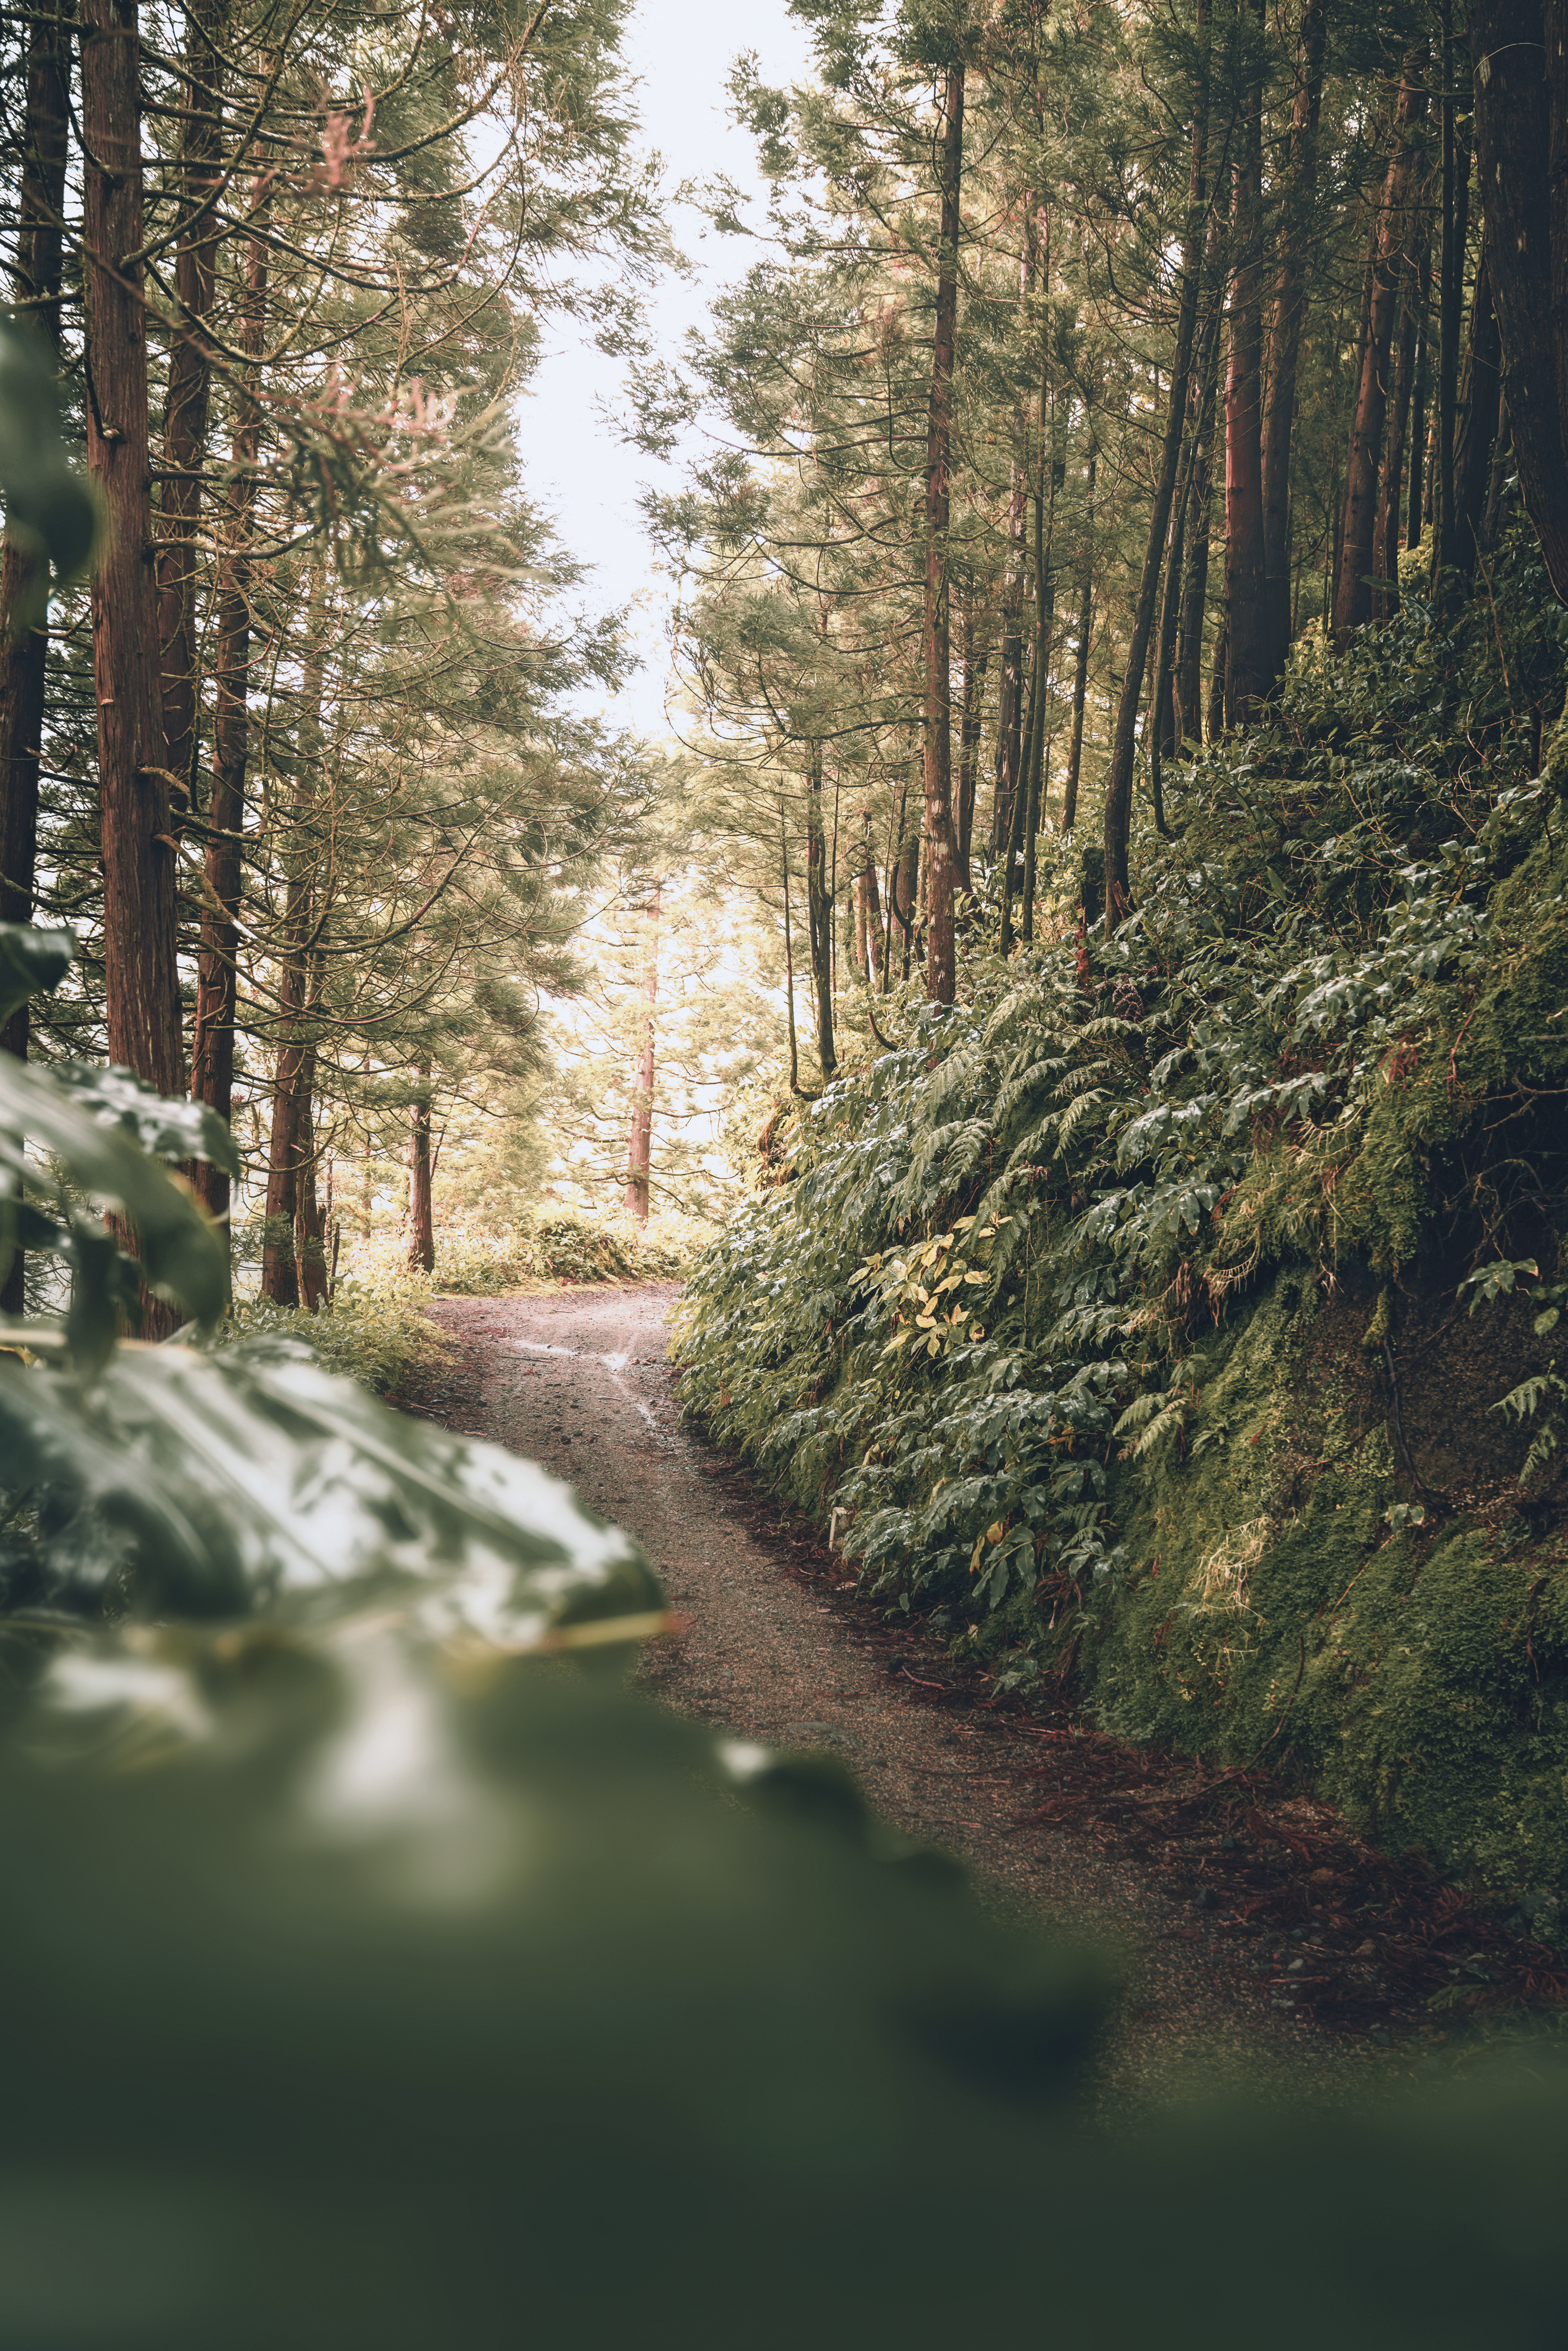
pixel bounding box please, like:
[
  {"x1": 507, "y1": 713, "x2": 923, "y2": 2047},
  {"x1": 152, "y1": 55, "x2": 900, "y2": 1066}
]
[{"x1": 413, "y1": 1284, "x2": 1373, "y2": 2106}]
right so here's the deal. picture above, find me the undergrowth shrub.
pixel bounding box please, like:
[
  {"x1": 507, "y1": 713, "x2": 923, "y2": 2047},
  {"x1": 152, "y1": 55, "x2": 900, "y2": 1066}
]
[
  {"x1": 220, "y1": 1275, "x2": 452, "y2": 1394},
  {"x1": 676, "y1": 526, "x2": 1568, "y2": 1897}
]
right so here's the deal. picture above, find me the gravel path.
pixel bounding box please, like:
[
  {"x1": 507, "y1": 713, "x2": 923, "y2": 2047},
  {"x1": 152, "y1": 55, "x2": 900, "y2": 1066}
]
[{"x1": 413, "y1": 1284, "x2": 1375, "y2": 2104}]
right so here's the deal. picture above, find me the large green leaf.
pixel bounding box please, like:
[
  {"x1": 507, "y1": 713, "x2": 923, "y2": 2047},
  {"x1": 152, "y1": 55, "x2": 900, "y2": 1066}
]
[
  {"x1": 0, "y1": 922, "x2": 74, "y2": 1026},
  {"x1": 0, "y1": 1336, "x2": 667, "y2": 1625},
  {"x1": 46, "y1": 1061, "x2": 242, "y2": 1177},
  {"x1": 0, "y1": 1053, "x2": 229, "y2": 1333},
  {"x1": 0, "y1": 319, "x2": 98, "y2": 588}
]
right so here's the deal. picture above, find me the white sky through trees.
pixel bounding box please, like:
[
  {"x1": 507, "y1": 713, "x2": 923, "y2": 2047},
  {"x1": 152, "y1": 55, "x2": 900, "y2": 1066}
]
[{"x1": 521, "y1": 0, "x2": 812, "y2": 736}]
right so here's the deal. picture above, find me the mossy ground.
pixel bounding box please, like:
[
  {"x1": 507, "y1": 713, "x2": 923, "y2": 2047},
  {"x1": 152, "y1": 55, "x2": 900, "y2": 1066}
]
[{"x1": 1069, "y1": 1267, "x2": 1568, "y2": 1906}]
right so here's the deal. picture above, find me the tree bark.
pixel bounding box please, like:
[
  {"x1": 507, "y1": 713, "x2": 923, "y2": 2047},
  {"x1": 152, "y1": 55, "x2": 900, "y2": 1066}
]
[
  {"x1": 1, "y1": 0, "x2": 73, "y2": 970},
  {"x1": 1103, "y1": 0, "x2": 1208, "y2": 922},
  {"x1": 294, "y1": 1030, "x2": 329, "y2": 1311},
  {"x1": 190, "y1": 173, "x2": 270, "y2": 1226},
  {"x1": 157, "y1": 0, "x2": 226, "y2": 811},
  {"x1": 1469, "y1": 1, "x2": 1568, "y2": 603},
  {"x1": 1061, "y1": 555, "x2": 1094, "y2": 837},
  {"x1": 624, "y1": 883, "x2": 659, "y2": 1222},
  {"x1": 955, "y1": 610, "x2": 987, "y2": 892},
  {"x1": 805, "y1": 755, "x2": 835, "y2": 1079},
  {"x1": 1062, "y1": 449, "x2": 1100, "y2": 837},
  {"x1": 921, "y1": 61, "x2": 964, "y2": 1006},
  {"x1": 1224, "y1": 0, "x2": 1270, "y2": 721},
  {"x1": 1430, "y1": 3, "x2": 1472, "y2": 600},
  {"x1": 1482, "y1": 388, "x2": 1512, "y2": 552},
  {"x1": 0, "y1": 0, "x2": 74, "y2": 1316},
  {"x1": 991, "y1": 208, "x2": 1038, "y2": 856},
  {"x1": 1331, "y1": 51, "x2": 1430, "y2": 649},
  {"x1": 82, "y1": 0, "x2": 184, "y2": 1099},
  {"x1": 780, "y1": 812, "x2": 800, "y2": 1092},
  {"x1": 1405, "y1": 232, "x2": 1432, "y2": 549},
  {"x1": 258, "y1": 578, "x2": 326, "y2": 1309},
  {"x1": 858, "y1": 813, "x2": 884, "y2": 986},
  {"x1": 1259, "y1": 0, "x2": 1331, "y2": 684},
  {"x1": 1451, "y1": 247, "x2": 1502, "y2": 579},
  {"x1": 406, "y1": 1065, "x2": 435, "y2": 1275},
  {"x1": 1176, "y1": 288, "x2": 1222, "y2": 746},
  {"x1": 1376, "y1": 228, "x2": 1424, "y2": 614}
]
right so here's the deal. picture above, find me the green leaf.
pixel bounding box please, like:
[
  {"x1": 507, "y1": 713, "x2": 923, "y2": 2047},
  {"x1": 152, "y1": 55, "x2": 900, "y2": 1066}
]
[
  {"x1": 47, "y1": 1062, "x2": 241, "y2": 1177},
  {"x1": 0, "y1": 1336, "x2": 668, "y2": 1628},
  {"x1": 0, "y1": 922, "x2": 74, "y2": 1026},
  {"x1": 0, "y1": 1055, "x2": 229, "y2": 1338}
]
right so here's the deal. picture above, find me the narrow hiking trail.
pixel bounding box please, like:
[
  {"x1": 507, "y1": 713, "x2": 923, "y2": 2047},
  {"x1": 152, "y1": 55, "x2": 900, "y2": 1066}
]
[{"x1": 404, "y1": 1284, "x2": 1412, "y2": 2101}]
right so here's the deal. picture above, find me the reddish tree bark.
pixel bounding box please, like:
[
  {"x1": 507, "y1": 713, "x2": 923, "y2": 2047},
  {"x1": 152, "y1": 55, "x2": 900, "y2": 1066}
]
[
  {"x1": 406, "y1": 1065, "x2": 435, "y2": 1275},
  {"x1": 1451, "y1": 248, "x2": 1501, "y2": 579},
  {"x1": 82, "y1": 0, "x2": 184, "y2": 1098},
  {"x1": 921, "y1": 60, "x2": 964, "y2": 1006},
  {"x1": 190, "y1": 174, "x2": 270, "y2": 1226},
  {"x1": 294, "y1": 1035, "x2": 329, "y2": 1312},
  {"x1": 1103, "y1": 0, "x2": 1209, "y2": 919},
  {"x1": 1259, "y1": 0, "x2": 1331, "y2": 684},
  {"x1": 1376, "y1": 233, "x2": 1424, "y2": 617},
  {"x1": 805, "y1": 758, "x2": 835, "y2": 1080},
  {"x1": 1469, "y1": 2, "x2": 1568, "y2": 603},
  {"x1": 1224, "y1": 0, "x2": 1269, "y2": 721},
  {"x1": 157, "y1": 0, "x2": 226, "y2": 807},
  {"x1": 259, "y1": 582, "x2": 325, "y2": 1309},
  {"x1": 0, "y1": 0, "x2": 73, "y2": 1316},
  {"x1": 1331, "y1": 51, "x2": 1430, "y2": 648},
  {"x1": 954, "y1": 609, "x2": 987, "y2": 892},
  {"x1": 624, "y1": 885, "x2": 660, "y2": 1222},
  {"x1": 858, "y1": 813, "x2": 884, "y2": 987},
  {"x1": 1060, "y1": 522, "x2": 1094, "y2": 838}
]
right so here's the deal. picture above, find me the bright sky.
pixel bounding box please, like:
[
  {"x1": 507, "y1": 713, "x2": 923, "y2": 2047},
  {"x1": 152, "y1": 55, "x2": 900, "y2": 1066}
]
[{"x1": 523, "y1": 0, "x2": 814, "y2": 737}]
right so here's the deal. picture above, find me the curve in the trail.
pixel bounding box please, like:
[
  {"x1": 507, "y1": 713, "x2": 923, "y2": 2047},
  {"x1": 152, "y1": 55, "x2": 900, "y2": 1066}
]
[{"x1": 416, "y1": 1285, "x2": 1373, "y2": 2105}]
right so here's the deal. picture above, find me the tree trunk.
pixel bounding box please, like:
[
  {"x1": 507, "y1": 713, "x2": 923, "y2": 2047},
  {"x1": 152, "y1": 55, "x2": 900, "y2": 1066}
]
[
  {"x1": 1001, "y1": 486, "x2": 1044, "y2": 956},
  {"x1": 190, "y1": 172, "x2": 270, "y2": 1226},
  {"x1": 406, "y1": 1065, "x2": 435, "y2": 1275},
  {"x1": 1061, "y1": 562, "x2": 1094, "y2": 837},
  {"x1": 0, "y1": 0, "x2": 73, "y2": 1316},
  {"x1": 1224, "y1": 0, "x2": 1270, "y2": 721},
  {"x1": 157, "y1": 0, "x2": 226, "y2": 809},
  {"x1": 1021, "y1": 568, "x2": 1054, "y2": 943},
  {"x1": 1377, "y1": 225, "x2": 1426, "y2": 612},
  {"x1": 1176, "y1": 294, "x2": 1222, "y2": 746},
  {"x1": 294, "y1": 1033, "x2": 329, "y2": 1311},
  {"x1": 1103, "y1": 0, "x2": 1209, "y2": 922},
  {"x1": 955, "y1": 610, "x2": 987, "y2": 891},
  {"x1": 1331, "y1": 50, "x2": 1430, "y2": 649},
  {"x1": 1469, "y1": 1, "x2": 1568, "y2": 603},
  {"x1": 1482, "y1": 388, "x2": 1513, "y2": 552},
  {"x1": 992, "y1": 462, "x2": 1027, "y2": 854},
  {"x1": 1, "y1": 0, "x2": 72, "y2": 969},
  {"x1": 1062, "y1": 449, "x2": 1100, "y2": 837},
  {"x1": 1406, "y1": 232, "x2": 1432, "y2": 549},
  {"x1": 991, "y1": 209, "x2": 1039, "y2": 857},
  {"x1": 859, "y1": 814, "x2": 884, "y2": 986},
  {"x1": 805, "y1": 756, "x2": 835, "y2": 1080},
  {"x1": 1207, "y1": 608, "x2": 1227, "y2": 743},
  {"x1": 1375, "y1": 249, "x2": 1420, "y2": 618},
  {"x1": 259, "y1": 948, "x2": 304, "y2": 1308},
  {"x1": 82, "y1": 0, "x2": 183, "y2": 1098},
  {"x1": 1259, "y1": 0, "x2": 1331, "y2": 685},
  {"x1": 259, "y1": 578, "x2": 326, "y2": 1309},
  {"x1": 1452, "y1": 247, "x2": 1502, "y2": 579},
  {"x1": 624, "y1": 883, "x2": 659, "y2": 1222},
  {"x1": 921, "y1": 61, "x2": 964, "y2": 1007},
  {"x1": 1430, "y1": 3, "x2": 1472, "y2": 600},
  {"x1": 780, "y1": 812, "x2": 800, "y2": 1092}
]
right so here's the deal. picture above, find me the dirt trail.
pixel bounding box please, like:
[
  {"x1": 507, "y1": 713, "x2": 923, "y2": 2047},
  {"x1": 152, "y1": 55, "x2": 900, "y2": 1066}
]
[{"x1": 412, "y1": 1284, "x2": 1376, "y2": 2100}]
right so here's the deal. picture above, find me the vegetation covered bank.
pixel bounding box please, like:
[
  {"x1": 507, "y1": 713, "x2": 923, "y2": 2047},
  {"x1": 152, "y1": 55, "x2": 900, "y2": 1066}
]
[{"x1": 676, "y1": 547, "x2": 1568, "y2": 1912}]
